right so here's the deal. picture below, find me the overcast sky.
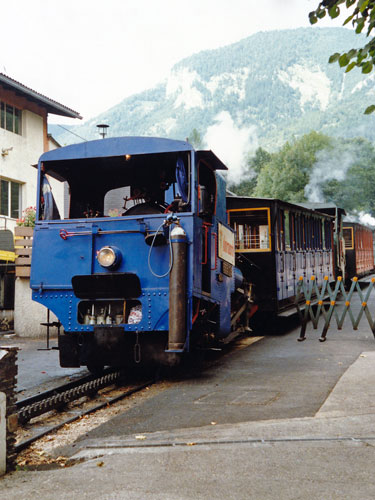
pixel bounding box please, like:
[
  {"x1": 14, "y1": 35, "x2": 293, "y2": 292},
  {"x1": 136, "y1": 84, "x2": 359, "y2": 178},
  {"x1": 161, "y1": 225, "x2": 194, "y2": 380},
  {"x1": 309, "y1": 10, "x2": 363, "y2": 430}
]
[{"x1": 1, "y1": 0, "x2": 344, "y2": 124}]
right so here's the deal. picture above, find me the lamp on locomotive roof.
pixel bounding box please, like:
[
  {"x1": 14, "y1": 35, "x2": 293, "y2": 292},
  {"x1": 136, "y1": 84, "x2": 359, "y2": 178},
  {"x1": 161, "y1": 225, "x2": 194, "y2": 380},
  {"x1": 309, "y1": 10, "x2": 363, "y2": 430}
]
[{"x1": 97, "y1": 123, "x2": 109, "y2": 139}]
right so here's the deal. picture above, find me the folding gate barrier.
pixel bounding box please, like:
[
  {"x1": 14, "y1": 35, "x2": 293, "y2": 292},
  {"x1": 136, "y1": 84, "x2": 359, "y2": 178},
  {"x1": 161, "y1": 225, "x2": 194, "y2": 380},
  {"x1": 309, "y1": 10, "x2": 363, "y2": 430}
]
[{"x1": 295, "y1": 276, "x2": 375, "y2": 342}]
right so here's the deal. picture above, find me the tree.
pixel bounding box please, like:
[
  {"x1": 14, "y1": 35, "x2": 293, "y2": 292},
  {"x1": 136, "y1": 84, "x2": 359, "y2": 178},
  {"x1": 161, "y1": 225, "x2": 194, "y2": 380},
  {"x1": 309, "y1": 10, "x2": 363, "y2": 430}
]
[
  {"x1": 310, "y1": 0, "x2": 375, "y2": 113},
  {"x1": 254, "y1": 132, "x2": 332, "y2": 202},
  {"x1": 252, "y1": 132, "x2": 375, "y2": 217},
  {"x1": 322, "y1": 137, "x2": 375, "y2": 215},
  {"x1": 228, "y1": 147, "x2": 272, "y2": 196},
  {"x1": 188, "y1": 129, "x2": 204, "y2": 149}
]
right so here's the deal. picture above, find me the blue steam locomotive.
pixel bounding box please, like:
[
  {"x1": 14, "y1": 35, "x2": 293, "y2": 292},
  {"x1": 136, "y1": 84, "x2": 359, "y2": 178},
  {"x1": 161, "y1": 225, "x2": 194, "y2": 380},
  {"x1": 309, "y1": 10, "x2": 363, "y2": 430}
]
[
  {"x1": 30, "y1": 137, "x2": 247, "y2": 371},
  {"x1": 30, "y1": 136, "x2": 336, "y2": 371}
]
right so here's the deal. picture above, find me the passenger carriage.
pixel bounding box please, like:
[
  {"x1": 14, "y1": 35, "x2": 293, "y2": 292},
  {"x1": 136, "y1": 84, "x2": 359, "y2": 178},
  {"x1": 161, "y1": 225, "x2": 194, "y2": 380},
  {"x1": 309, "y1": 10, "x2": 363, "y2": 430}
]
[
  {"x1": 343, "y1": 221, "x2": 375, "y2": 281},
  {"x1": 226, "y1": 196, "x2": 335, "y2": 323}
]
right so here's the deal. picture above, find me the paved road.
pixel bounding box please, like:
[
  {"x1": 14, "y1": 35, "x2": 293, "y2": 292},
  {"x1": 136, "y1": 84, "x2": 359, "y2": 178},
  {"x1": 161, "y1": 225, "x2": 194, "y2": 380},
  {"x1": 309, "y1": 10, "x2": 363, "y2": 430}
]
[
  {"x1": 0, "y1": 336, "x2": 86, "y2": 398},
  {"x1": 64, "y1": 314, "x2": 375, "y2": 447}
]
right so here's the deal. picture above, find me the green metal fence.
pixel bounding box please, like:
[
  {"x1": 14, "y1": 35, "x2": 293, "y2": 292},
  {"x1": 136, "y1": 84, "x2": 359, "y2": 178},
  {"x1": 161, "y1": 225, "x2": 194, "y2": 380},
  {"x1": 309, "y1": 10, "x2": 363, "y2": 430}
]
[{"x1": 295, "y1": 276, "x2": 375, "y2": 342}]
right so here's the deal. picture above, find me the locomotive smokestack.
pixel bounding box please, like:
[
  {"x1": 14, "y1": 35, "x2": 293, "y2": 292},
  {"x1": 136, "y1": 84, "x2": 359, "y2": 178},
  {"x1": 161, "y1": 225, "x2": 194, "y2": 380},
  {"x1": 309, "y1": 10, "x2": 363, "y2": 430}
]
[{"x1": 168, "y1": 224, "x2": 187, "y2": 351}]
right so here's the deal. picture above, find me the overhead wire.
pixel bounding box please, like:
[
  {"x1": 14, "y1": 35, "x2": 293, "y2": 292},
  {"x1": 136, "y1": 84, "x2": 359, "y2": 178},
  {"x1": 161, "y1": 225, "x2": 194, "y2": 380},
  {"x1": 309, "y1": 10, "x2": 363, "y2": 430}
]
[{"x1": 56, "y1": 124, "x2": 88, "y2": 142}]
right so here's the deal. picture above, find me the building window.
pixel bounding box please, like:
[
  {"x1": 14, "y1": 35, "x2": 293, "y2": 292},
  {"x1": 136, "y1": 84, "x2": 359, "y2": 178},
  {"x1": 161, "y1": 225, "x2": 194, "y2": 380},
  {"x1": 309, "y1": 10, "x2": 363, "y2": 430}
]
[
  {"x1": 0, "y1": 101, "x2": 22, "y2": 135},
  {"x1": 0, "y1": 179, "x2": 21, "y2": 218}
]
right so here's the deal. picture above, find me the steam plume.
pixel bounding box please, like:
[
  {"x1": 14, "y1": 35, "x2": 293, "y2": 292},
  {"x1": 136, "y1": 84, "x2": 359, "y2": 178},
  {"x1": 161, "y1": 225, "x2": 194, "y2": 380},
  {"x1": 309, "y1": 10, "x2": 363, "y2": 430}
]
[
  {"x1": 305, "y1": 147, "x2": 359, "y2": 202},
  {"x1": 203, "y1": 111, "x2": 258, "y2": 185}
]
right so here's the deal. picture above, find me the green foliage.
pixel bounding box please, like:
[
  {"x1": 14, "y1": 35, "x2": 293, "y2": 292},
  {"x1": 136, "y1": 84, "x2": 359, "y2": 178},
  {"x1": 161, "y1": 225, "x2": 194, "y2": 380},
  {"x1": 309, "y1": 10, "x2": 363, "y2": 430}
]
[
  {"x1": 310, "y1": 1, "x2": 375, "y2": 112},
  {"x1": 228, "y1": 148, "x2": 272, "y2": 196},
  {"x1": 188, "y1": 128, "x2": 204, "y2": 149},
  {"x1": 232, "y1": 131, "x2": 375, "y2": 218},
  {"x1": 253, "y1": 132, "x2": 332, "y2": 202},
  {"x1": 321, "y1": 136, "x2": 375, "y2": 215}
]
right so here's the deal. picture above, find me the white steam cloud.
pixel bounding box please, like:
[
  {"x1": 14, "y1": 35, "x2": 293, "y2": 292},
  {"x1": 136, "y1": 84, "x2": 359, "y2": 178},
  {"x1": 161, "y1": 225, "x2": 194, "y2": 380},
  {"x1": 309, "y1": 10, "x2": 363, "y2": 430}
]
[
  {"x1": 305, "y1": 144, "x2": 375, "y2": 227},
  {"x1": 305, "y1": 148, "x2": 359, "y2": 202},
  {"x1": 345, "y1": 211, "x2": 375, "y2": 227},
  {"x1": 203, "y1": 111, "x2": 258, "y2": 185}
]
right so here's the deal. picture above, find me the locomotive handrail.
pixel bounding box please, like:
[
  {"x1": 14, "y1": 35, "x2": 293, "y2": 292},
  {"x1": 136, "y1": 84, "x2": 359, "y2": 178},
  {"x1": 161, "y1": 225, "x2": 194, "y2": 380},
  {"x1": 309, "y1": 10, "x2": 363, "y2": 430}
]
[
  {"x1": 211, "y1": 232, "x2": 218, "y2": 271},
  {"x1": 201, "y1": 222, "x2": 212, "y2": 265},
  {"x1": 59, "y1": 229, "x2": 144, "y2": 239}
]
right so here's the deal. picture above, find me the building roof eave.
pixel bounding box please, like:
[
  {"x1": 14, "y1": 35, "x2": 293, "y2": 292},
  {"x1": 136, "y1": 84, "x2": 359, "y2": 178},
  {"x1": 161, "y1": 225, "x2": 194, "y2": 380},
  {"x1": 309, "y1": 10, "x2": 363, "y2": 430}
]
[{"x1": 0, "y1": 73, "x2": 82, "y2": 119}]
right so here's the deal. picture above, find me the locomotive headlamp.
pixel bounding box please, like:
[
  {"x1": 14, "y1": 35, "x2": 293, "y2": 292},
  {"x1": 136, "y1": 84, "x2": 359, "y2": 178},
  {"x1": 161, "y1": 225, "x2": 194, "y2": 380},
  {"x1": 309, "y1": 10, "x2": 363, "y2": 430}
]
[{"x1": 97, "y1": 246, "x2": 122, "y2": 268}]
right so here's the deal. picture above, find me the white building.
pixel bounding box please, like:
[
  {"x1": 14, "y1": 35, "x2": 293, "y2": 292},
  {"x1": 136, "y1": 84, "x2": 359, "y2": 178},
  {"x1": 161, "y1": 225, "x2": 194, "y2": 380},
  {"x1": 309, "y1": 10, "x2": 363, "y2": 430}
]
[
  {"x1": 0, "y1": 73, "x2": 81, "y2": 336},
  {"x1": 0, "y1": 73, "x2": 81, "y2": 231}
]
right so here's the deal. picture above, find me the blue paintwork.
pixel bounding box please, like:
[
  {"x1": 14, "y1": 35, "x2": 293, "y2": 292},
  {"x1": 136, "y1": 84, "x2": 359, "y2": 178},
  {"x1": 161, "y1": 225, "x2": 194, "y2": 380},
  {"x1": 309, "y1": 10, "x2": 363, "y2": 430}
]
[
  {"x1": 31, "y1": 137, "x2": 236, "y2": 352},
  {"x1": 40, "y1": 137, "x2": 193, "y2": 163},
  {"x1": 40, "y1": 137, "x2": 227, "y2": 173}
]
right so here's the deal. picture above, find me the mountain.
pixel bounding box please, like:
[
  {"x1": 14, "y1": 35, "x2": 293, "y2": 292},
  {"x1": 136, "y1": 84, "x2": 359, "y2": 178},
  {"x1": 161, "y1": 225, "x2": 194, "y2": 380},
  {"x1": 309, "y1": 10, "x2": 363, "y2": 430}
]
[{"x1": 51, "y1": 27, "x2": 375, "y2": 151}]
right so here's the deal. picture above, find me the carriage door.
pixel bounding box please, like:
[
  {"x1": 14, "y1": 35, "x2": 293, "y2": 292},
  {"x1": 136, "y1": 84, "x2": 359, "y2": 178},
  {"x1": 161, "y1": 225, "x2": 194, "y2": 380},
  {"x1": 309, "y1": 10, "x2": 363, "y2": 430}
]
[{"x1": 198, "y1": 161, "x2": 216, "y2": 295}]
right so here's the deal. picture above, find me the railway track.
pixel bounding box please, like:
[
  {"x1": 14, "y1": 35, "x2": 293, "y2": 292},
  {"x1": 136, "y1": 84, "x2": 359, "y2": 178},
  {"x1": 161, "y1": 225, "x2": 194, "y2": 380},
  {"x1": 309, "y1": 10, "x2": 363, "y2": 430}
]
[{"x1": 15, "y1": 370, "x2": 156, "y2": 452}]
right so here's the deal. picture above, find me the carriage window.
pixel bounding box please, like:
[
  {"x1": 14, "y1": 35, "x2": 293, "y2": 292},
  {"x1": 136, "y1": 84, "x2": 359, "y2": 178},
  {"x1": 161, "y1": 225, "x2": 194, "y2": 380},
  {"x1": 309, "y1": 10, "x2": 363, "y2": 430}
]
[
  {"x1": 324, "y1": 220, "x2": 332, "y2": 250},
  {"x1": 228, "y1": 208, "x2": 271, "y2": 252},
  {"x1": 296, "y1": 216, "x2": 302, "y2": 250},
  {"x1": 305, "y1": 217, "x2": 311, "y2": 249},
  {"x1": 290, "y1": 213, "x2": 296, "y2": 251},
  {"x1": 276, "y1": 212, "x2": 282, "y2": 251},
  {"x1": 284, "y1": 211, "x2": 291, "y2": 251},
  {"x1": 343, "y1": 227, "x2": 354, "y2": 249}
]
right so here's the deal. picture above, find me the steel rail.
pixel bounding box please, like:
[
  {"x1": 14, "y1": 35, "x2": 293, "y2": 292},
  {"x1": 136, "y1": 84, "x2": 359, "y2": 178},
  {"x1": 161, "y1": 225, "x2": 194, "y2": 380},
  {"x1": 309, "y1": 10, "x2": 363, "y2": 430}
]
[
  {"x1": 15, "y1": 380, "x2": 154, "y2": 452},
  {"x1": 16, "y1": 369, "x2": 123, "y2": 424}
]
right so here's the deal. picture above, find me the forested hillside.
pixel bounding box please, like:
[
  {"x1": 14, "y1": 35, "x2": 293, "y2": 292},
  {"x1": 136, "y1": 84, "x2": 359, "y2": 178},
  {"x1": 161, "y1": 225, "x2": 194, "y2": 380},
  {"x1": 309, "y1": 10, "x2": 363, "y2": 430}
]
[{"x1": 51, "y1": 27, "x2": 375, "y2": 149}]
